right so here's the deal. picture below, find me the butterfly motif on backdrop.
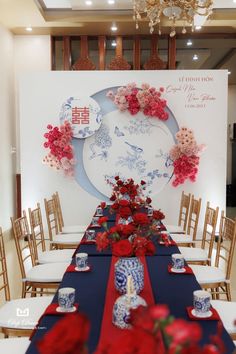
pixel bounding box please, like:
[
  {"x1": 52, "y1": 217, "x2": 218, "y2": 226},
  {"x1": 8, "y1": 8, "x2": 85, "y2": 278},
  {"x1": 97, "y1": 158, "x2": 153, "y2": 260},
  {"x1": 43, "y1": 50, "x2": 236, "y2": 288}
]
[{"x1": 114, "y1": 126, "x2": 125, "y2": 137}]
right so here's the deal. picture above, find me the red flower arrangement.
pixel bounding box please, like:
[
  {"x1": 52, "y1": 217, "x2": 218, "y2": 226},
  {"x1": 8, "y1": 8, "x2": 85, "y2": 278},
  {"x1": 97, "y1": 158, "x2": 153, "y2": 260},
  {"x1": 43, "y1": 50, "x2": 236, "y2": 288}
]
[
  {"x1": 96, "y1": 177, "x2": 165, "y2": 257},
  {"x1": 107, "y1": 83, "x2": 169, "y2": 121},
  {"x1": 43, "y1": 121, "x2": 75, "y2": 176},
  {"x1": 170, "y1": 127, "x2": 206, "y2": 187},
  {"x1": 37, "y1": 313, "x2": 90, "y2": 354},
  {"x1": 95, "y1": 304, "x2": 225, "y2": 354}
]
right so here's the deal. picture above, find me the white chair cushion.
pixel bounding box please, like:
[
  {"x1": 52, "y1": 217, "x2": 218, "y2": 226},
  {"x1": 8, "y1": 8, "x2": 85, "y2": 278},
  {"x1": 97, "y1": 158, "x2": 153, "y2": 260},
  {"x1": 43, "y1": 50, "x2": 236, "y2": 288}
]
[
  {"x1": 170, "y1": 233, "x2": 193, "y2": 244},
  {"x1": 52, "y1": 233, "x2": 84, "y2": 245},
  {"x1": 38, "y1": 249, "x2": 74, "y2": 264},
  {"x1": 61, "y1": 225, "x2": 87, "y2": 234},
  {"x1": 165, "y1": 224, "x2": 184, "y2": 233},
  {"x1": 234, "y1": 341, "x2": 236, "y2": 346},
  {"x1": 179, "y1": 247, "x2": 208, "y2": 262},
  {"x1": 190, "y1": 265, "x2": 226, "y2": 284},
  {"x1": 25, "y1": 263, "x2": 68, "y2": 282},
  {"x1": 0, "y1": 338, "x2": 30, "y2": 353},
  {"x1": 211, "y1": 300, "x2": 236, "y2": 335},
  {"x1": 0, "y1": 296, "x2": 53, "y2": 329}
]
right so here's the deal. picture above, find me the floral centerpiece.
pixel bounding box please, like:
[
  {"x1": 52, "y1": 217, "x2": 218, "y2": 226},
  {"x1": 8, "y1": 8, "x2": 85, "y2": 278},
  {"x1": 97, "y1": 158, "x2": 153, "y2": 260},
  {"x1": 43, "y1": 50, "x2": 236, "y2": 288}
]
[{"x1": 96, "y1": 177, "x2": 165, "y2": 294}]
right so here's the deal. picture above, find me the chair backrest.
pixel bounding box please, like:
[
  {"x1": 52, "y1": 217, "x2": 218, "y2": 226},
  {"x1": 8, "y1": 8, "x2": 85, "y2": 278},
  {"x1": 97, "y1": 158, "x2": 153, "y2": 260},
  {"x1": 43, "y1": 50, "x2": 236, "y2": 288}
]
[
  {"x1": 0, "y1": 227, "x2": 10, "y2": 301},
  {"x1": 215, "y1": 211, "x2": 236, "y2": 280},
  {"x1": 28, "y1": 203, "x2": 46, "y2": 262},
  {"x1": 178, "y1": 191, "x2": 191, "y2": 232},
  {"x1": 201, "y1": 202, "x2": 219, "y2": 259},
  {"x1": 11, "y1": 212, "x2": 35, "y2": 280},
  {"x1": 186, "y1": 196, "x2": 202, "y2": 241},
  {"x1": 52, "y1": 192, "x2": 64, "y2": 233},
  {"x1": 44, "y1": 197, "x2": 59, "y2": 242}
]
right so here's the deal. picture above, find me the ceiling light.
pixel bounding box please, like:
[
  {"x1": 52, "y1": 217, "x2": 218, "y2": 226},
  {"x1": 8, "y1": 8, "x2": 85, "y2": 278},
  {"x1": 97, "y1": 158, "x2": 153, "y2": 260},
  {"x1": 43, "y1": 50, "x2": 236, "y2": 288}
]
[
  {"x1": 111, "y1": 41, "x2": 117, "y2": 47},
  {"x1": 228, "y1": 71, "x2": 232, "y2": 75},
  {"x1": 108, "y1": 0, "x2": 115, "y2": 4},
  {"x1": 234, "y1": 0, "x2": 236, "y2": 3},
  {"x1": 85, "y1": 0, "x2": 92, "y2": 5},
  {"x1": 193, "y1": 54, "x2": 199, "y2": 61},
  {"x1": 133, "y1": 0, "x2": 213, "y2": 35},
  {"x1": 111, "y1": 24, "x2": 118, "y2": 31},
  {"x1": 195, "y1": 25, "x2": 202, "y2": 30},
  {"x1": 26, "y1": 27, "x2": 32, "y2": 32},
  {"x1": 187, "y1": 39, "x2": 193, "y2": 46}
]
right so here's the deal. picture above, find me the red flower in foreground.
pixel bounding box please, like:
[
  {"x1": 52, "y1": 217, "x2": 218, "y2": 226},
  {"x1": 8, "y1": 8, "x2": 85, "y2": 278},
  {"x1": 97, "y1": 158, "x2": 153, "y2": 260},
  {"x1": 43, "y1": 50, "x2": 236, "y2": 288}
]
[
  {"x1": 133, "y1": 212, "x2": 150, "y2": 226},
  {"x1": 112, "y1": 239, "x2": 133, "y2": 257},
  {"x1": 98, "y1": 216, "x2": 108, "y2": 226},
  {"x1": 166, "y1": 319, "x2": 202, "y2": 349},
  {"x1": 37, "y1": 313, "x2": 90, "y2": 354},
  {"x1": 96, "y1": 232, "x2": 109, "y2": 251}
]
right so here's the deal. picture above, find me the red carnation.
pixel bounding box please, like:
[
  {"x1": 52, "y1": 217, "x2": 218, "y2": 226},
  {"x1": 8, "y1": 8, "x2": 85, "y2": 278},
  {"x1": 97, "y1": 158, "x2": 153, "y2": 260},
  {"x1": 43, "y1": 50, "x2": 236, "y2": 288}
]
[
  {"x1": 166, "y1": 319, "x2": 202, "y2": 347},
  {"x1": 140, "y1": 180, "x2": 146, "y2": 185},
  {"x1": 119, "y1": 206, "x2": 132, "y2": 219},
  {"x1": 111, "y1": 202, "x2": 119, "y2": 210},
  {"x1": 117, "y1": 180, "x2": 123, "y2": 186},
  {"x1": 96, "y1": 232, "x2": 109, "y2": 251},
  {"x1": 120, "y1": 187, "x2": 128, "y2": 195},
  {"x1": 133, "y1": 212, "x2": 150, "y2": 226},
  {"x1": 119, "y1": 224, "x2": 135, "y2": 237},
  {"x1": 112, "y1": 240, "x2": 133, "y2": 257},
  {"x1": 149, "y1": 304, "x2": 169, "y2": 320},
  {"x1": 145, "y1": 241, "x2": 155, "y2": 255},
  {"x1": 146, "y1": 197, "x2": 152, "y2": 204},
  {"x1": 110, "y1": 194, "x2": 116, "y2": 201},
  {"x1": 100, "y1": 202, "x2": 106, "y2": 209},
  {"x1": 114, "y1": 176, "x2": 120, "y2": 181},
  {"x1": 153, "y1": 209, "x2": 165, "y2": 220},
  {"x1": 119, "y1": 199, "x2": 130, "y2": 207},
  {"x1": 98, "y1": 216, "x2": 108, "y2": 226}
]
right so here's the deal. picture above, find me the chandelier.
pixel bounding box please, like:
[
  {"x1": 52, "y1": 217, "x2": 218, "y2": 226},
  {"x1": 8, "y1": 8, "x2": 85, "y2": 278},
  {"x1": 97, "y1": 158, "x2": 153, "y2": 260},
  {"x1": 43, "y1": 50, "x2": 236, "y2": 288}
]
[{"x1": 133, "y1": 0, "x2": 213, "y2": 36}]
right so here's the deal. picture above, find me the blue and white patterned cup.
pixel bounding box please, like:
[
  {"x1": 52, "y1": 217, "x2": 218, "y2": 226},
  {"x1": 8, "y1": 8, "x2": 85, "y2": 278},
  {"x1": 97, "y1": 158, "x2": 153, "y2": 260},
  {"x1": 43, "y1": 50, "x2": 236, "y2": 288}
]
[
  {"x1": 76, "y1": 253, "x2": 88, "y2": 269},
  {"x1": 193, "y1": 290, "x2": 211, "y2": 317},
  {"x1": 58, "y1": 287, "x2": 75, "y2": 311},
  {"x1": 91, "y1": 216, "x2": 99, "y2": 226},
  {"x1": 85, "y1": 229, "x2": 96, "y2": 241},
  {"x1": 96, "y1": 206, "x2": 103, "y2": 216},
  {"x1": 171, "y1": 254, "x2": 185, "y2": 270},
  {"x1": 147, "y1": 207, "x2": 154, "y2": 217}
]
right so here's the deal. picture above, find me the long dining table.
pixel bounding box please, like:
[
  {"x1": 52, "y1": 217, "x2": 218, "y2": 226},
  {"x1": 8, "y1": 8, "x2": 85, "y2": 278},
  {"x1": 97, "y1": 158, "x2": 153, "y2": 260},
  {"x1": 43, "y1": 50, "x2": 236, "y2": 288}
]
[{"x1": 26, "y1": 207, "x2": 235, "y2": 354}]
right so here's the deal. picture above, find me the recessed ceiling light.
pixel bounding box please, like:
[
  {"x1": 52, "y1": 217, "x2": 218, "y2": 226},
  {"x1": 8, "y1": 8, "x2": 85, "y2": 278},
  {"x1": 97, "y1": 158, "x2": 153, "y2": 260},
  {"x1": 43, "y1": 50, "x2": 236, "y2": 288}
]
[
  {"x1": 111, "y1": 40, "x2": 117, "y2": 47},
  {"x1": 26, "y1": 27, "x2": 32, "y2": 31},
  {"x1": 187, "y1": 39, "x2": 193, "y2": 46},
  {"x1": 234, "y1": 0, "x2": 236, "y2": 3},
  {"x1": 85, "y1": 0, "x2": 92, "y2": 5},
  {"x1": 193, "y1": 54, "x2": 199, "y2": 61},
  {"x1": 111, "y1": 24, "x2": 118, "y2": 31},
  {"x1": 108, "y1": 0, "x2": 115, "y2": 4},
  {"x1": 195, "y1": 26, "x2": 202, "y2": 30},
  {"x1": 228, "y1": 71, "x2": 232, "y2": 75}
]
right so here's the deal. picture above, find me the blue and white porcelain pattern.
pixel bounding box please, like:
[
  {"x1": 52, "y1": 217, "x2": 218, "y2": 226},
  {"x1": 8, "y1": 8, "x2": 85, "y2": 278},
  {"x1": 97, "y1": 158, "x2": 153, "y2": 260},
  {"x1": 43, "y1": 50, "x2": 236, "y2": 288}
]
[
  {"x1": 193, "y1": 290, "x2": 211, "y2": 317},
  {"x1": 114, "y1": 257, "x2": 144, "y2": 294},
  {"x1": 112, "y1": 293, "x2": 147, "y2": 329},
  {"x1": 58, "y1": 287, "x2": 75, "y2": 311}
]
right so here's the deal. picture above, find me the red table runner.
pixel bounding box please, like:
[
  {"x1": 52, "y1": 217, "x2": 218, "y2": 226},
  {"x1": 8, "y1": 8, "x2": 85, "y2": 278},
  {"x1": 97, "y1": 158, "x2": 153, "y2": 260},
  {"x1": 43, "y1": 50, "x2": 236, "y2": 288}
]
[{"x1": 97, "y1": 256, "x2": 165, "y2": 352}]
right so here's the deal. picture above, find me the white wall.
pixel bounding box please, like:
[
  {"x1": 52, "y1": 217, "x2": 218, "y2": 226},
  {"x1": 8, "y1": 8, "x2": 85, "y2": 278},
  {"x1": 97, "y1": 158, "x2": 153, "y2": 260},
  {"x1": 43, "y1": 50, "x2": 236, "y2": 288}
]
[
  {"x1": 14, "y1": 35, "x2": 51, "y2": 173},
  {"x1": 227, "y1": 85, "x2": 236, "y2": 184},
  {"x1": 0, "y1": 25, "x2": 15, "y2": 230}
]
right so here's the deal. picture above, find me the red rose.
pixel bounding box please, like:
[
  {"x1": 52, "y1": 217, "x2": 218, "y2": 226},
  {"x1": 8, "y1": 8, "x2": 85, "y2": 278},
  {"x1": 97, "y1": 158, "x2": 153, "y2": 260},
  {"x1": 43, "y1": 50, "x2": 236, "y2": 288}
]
[
  {"x1": 119, "y1": 199, "x2": 129, "y2": 207},
  {"x1": 130, "y1": 306, "x2": 154, "y2": 332},
  {"x1": 111, "y1": 202, "x2": 119, "y2": 210},
  {"x1": 119, "y1": 224, "x2": 135, "y2": 237},
  {"x1": 133, "y1": 212, "x2": 150, "y2": 226},
  {"x1": 166, "y1": 319, "x2": 202, "y2": 346},
  {"x1": 110, "y1": 194, "x2": 116, "y2": 201},
  {"x1": 145, "y1": 241, "x2": 155, "y2": 255},
  {"x1": 119, "y1": 206, "x2": 132, "y2": 219},
  {"x1": 109, "y1": 226, "x2": 119, "y2": 234},
  {"x1": 149, "y1": 304, "x2": 169, "y2": 320},
  {"x1": 98, "y1": 216, "x2": 108, "y2": 226},
  {"x1": 112, "y1": 240, "x2": 133, "y2": 257},
  {"x1": 140, "y1": 180, "x2": 146, "y2": 185},
  {"x1": 100, "y1": 202, "x2": 106, "y2": 209},
  {"x1": 146, "y1": 197, "x2": 152, "y2": 204},
  {"x1": 117, "y1": 180, "x2": 123, "y2": 186},
  {"x1": 114, "y1": 176, "x2": 120, "y2": 181},
  {"x1": 120, "y1": 187, "x2": 128, "y2": 194},
  {"x1": 96, "y1": 232, "x2": 110, "y2": 251},
  {"x1": 153, "y1": 209, "x2": 165, "y2": 220},
  {"x1": 37, "y1": 313, "x2": 90, "y2": 354}
]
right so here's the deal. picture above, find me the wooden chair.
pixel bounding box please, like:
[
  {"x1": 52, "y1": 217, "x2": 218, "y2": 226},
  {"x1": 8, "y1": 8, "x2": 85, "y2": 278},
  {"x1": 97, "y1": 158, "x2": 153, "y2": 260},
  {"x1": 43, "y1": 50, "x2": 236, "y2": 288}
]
[
  {"x1": 179, "y1": 202, "x2": 219, "y2": 264},
  {"x1": 191, "y1": 211, "x2": 236, "y2": 300},
  {"x1": 165, "y1": 191, "x2": 191, "y2": 233},
  {"x1": 170, "y1": 195, "x2": 202, "y2": 246},
  {"x1": 11, "y1": 212, "x2": 68, "y2": 297},
  {"x1": 0, "y1": 227, "x2": 53, "y2": 337},
  {"x1": 44, "y1": 197, "x2": 84, "y2": 250},
  {"x1": 29, "y1": 203, "x2": 74, "y2": 264},
  {"x1": 53, "y1": 192, "x2": 87, "y2": 234}
]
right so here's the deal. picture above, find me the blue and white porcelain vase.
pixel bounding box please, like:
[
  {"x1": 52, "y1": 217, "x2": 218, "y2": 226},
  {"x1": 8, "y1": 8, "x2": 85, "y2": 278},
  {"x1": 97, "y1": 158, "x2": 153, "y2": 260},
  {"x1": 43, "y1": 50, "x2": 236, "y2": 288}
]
[
  {"x1": 114, "y1": 257, "x2": 144, "y2": 294},
  {"x1": 112, "y1": 293, "x2": 147, "y2": 329}
]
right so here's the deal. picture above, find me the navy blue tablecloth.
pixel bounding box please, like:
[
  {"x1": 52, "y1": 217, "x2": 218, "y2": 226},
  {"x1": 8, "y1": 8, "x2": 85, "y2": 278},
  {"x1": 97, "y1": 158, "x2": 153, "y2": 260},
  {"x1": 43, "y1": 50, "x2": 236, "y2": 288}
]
[{"x1": 26, "y1": 255, "x2": 235, "y2": 354}]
